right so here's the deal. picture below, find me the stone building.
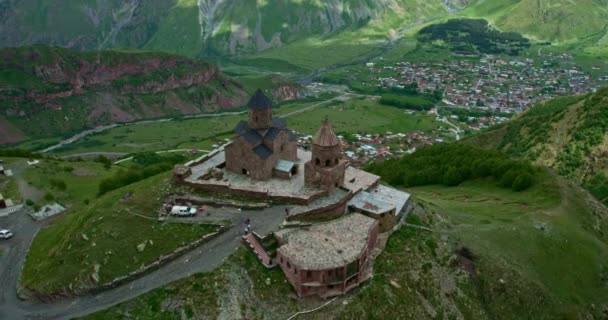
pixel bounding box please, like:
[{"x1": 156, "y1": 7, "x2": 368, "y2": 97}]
[
  {"x1": 349, "y1": 185, "x2": 412, "y2": 232},
  {"x1": 225, "y1": 89, "x2": 298, "y2": 181},
  {"x1": 275, "y1": 213, "x2": 379, "y2": 298},
  {"x1": 304, "y1": 118, "x2": 348, "y2": 193}
]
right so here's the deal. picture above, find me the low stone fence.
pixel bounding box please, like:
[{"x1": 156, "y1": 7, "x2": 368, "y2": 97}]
[
  {"x1": 288, "y1": 192, "x2": 354, "y2": 221},
  {"x1": 0, "y1": 204, "x2": 23, "y2": 217},
  {"x1": 20, "y1": 225, "x2": 229, "y2": 302},
  {"x1": 168, "y1": 194, "x2": 270, "y2": 211}
]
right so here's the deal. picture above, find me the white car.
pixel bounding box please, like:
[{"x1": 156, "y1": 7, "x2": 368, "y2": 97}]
[
  {"x1": 170, "y1": 206, "x2": 197, "y2": 217},
  {"x1": 0, "y1": 229, "x2": 13, "y2": 239}
]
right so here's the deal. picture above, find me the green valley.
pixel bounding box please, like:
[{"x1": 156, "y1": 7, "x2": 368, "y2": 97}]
[{"x1": 1, "y1": 1, "x2": 608, "y2": 320}]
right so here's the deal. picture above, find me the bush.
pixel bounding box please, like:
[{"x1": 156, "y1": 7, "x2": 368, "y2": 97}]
[
  {"x1": 380, "y1": 94, "x2": 434, "y2": 111},
  {"x1": 49, "y1": 179, "x2": 67, "y2": 191},
  {"x1": 44, "y1": 193, "x2": 54, "y2": 202},
  {"x1": 25, "y1": 199, "x2": 35, "y2": 206},
  {"x1": 98, "y1": 162, "x2": 172, "y2": 196},
  {"x1": 512, "y1": 173, "x2": 534, "y2": 191},
  {"x1": 96, "y1": 156, "x2": 112, "y2": 170},
  {"x1": 443, "y1": 167, "x2": 464, "y2": 186},
  {"x1": 0, "y1": 148, "x2": 43, "y2": 159}
]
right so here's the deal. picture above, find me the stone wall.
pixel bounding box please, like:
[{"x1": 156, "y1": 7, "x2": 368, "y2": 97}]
[{"x1": 287, "y1": 191, "x2": 352, "y2": 221}]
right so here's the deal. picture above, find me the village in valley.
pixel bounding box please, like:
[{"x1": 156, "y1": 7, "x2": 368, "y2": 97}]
[{"x1": 365, "y1": 52, "x2": 607, "y2": 112}]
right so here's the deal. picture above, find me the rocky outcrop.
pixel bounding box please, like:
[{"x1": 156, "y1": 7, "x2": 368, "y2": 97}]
[{"x1": 0, "y1": 46, "x2": 251, "y2": 143}]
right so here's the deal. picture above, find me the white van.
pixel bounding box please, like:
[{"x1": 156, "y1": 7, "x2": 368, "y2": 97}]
[{"x1": 170, "y1": 206, "x2": 197, "y2": 217}]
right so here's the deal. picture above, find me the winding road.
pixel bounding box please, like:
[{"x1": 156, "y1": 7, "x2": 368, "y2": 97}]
[{"x1": 0, "y1": 160, "x2": 288, "y2": 319}]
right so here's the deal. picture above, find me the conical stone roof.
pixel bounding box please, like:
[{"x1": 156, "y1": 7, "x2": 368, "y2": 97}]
[
  {"x1": 313, "y1": 117, "x2": 340, "y2": 147},
  {"x1": 247, "y1": 89, "x2": 272, "y2": 110}
]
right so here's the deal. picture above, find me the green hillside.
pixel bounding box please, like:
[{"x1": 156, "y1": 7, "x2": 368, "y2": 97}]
[
  {"x1": 468, "y1": 87, "x2": 608, "y2": 205},
  {"x1": 0, "y1": 46, "x2": 249, "y2": 144},
  {"x1": 0, "y1": 0, "x2": 464, "y2": 58},
  {"x1": 83, "y1": 170, "x2": 608, "y2": 319},
  {"x1": 464, "y1": 0, "x2": 608, "y2": 43}
]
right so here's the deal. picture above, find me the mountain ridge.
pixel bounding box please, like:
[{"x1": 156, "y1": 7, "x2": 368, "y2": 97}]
[{"x1": 0, "y1": 46, "x2": 251, "y2": 144}]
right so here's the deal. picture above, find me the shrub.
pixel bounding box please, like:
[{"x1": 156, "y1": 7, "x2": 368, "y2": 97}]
[
  {"x1": 44, "y1": 193, "x2": 54, "y2": 202},
  {"x1": 49, "y1": 179, "x2": 67, "y2": 191},
  {"x1": 512, "y1": 173, "x2": 534, "y2": 192}
]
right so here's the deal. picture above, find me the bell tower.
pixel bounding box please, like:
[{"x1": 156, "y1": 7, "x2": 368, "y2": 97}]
[
  {"x1": 248, "y1": 89, "x2": 273, "y2": 129},
  {"x1": 304, "y1": 117, "x2": 347, "y2": 193}
]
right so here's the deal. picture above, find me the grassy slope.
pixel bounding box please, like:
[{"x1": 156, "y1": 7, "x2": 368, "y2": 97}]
[
  {"x1": 462, "y1": 0, "x2": 608, "y2": 42},
  {"x1": 22, "y1": 171, "x2": 218, "y2": 296},
  {"x1": 466, "y1": 88, "x2": 608, "y2": 204},
  {"x1": 83, "y1": 172, "x2": 608, "y2": 319},
  {"x1": 242, "y1": 0, "x2": 450, "y2": 71}
]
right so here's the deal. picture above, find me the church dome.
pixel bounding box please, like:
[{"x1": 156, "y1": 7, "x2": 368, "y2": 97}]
[
  {"x1": 248, "y1": 89, "x2": 273, "y2": 110},
  {"x1": 313, "y1": 117, "x2": 340, "y2": 147}
]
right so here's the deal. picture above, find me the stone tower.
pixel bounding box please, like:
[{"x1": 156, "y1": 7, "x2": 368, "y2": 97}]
[
  {"x1": 305, "y1": 117, "x2": 348, "y2": 193},
  {"x1": 248, "y1": 89, "x2": 273, "y2": 129}
]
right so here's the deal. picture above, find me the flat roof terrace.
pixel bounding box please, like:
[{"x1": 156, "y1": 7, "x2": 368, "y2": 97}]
[
  {"x1": 185, "y1": 149, "x2": 321, "y2": 203},
  {"x1": 184, "y1": 148, "x2": 381, "y2": 204},
  {"x1": 277, "y1": 213, "x2": 378, "y2": 270}
]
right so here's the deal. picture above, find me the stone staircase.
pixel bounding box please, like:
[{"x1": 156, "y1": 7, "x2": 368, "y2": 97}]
[{"x1": 242, "y1": 232, "x2": 276, "y2": 268}]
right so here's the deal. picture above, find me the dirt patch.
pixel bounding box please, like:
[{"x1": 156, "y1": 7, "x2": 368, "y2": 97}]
[
  {"x1": 456, "y1": 246, "x2": 479, "y2": 283},
  {"x1": 0, "y1": 118, "x2": 26, "y2": 144},
  {"x1": 72, "y1": 167, "x2": 97, "y2": 177}
]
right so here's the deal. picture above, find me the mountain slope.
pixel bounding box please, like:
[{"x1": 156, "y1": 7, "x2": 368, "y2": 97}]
[
  {"x1": 0, "y1": 46, "x2": 249, "y2": 144},
  {"x1": 465, "y1": 0, "x2": 608, "y2": 43},
  {"x1": 468, "y1": 87, "x2": 608, "y2": 205},
  {"x1": 0, "y1": 0, "x2": 465, "y2": 58},
  {"x1": 1, "y1": 0, "x2": 606, "y2": 65}
]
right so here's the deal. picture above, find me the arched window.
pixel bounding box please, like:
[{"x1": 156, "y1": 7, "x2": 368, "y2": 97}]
[
  {"x1": 335, "y1": 158, "x2": 339, "y2": 165},
  {"x1": 315, "y1": 158, "x2": 320, "y2": 165},
  {"x1": 325, "y1": 159, "x2": 331, "y2": 167}
]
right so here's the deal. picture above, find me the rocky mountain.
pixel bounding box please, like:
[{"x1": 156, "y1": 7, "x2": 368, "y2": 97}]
[
  {"x1": 0, "y1": 0, "x2": 467, "y2": 58},
  {"x1": 1, "y1": 0, "x2": 606, "y2": 60},
  {"x1": 468, "y1": 87, "x2": 608, "y2": 205},
  {"x1": 0, "y1": 46, "x2": 251, "y2": 144}
]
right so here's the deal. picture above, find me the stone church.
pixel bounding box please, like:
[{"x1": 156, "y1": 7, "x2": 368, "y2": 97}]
[{"x1": 225, "y1": 89, "x2": 298, "y2": 181}]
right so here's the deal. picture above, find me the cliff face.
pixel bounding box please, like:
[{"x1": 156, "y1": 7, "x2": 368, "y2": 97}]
[{"x1": 0, "y1": 46, "x2": 250, "y2": 144}]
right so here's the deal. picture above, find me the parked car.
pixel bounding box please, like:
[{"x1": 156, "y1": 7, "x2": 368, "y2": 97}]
[
  {"x1": 0, "y1": 229, "x2": 13, "y2": 239},
  {"x1": 170, "y1": 206, "x2": 197, "y2": 217}
]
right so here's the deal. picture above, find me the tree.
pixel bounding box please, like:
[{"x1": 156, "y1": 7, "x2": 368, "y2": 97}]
[
  {"x1": 443, "y1": 167, "x2": 464, "y2": 186},
  {"x1": 96, "y1": 155, "x2": 112, "y2": 170},
  {"x1": 500, "y1": 169, "x2": 518, "y2": 188}
]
